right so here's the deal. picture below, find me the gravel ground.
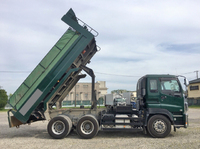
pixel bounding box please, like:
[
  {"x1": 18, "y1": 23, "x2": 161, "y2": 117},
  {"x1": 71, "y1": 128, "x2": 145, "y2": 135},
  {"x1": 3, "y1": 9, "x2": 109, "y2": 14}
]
[{"x1": 0, "y1": 108, "x2": 200, "y2": 149}]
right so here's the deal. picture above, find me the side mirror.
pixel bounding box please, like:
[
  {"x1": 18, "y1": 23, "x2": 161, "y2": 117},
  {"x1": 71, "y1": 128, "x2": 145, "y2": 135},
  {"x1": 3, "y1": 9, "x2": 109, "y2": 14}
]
[
  {"x1": 184, "y1": 90, "x2": 188, "y2": 98},
  {"x1": 184, "y1": 78, "x2": 189, "y2": 87}
]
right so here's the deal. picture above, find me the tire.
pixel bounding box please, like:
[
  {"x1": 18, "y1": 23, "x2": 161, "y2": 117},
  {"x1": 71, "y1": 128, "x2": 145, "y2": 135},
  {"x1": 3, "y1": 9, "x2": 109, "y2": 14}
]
[
  {"x1": 147, "y1": 115, "x2": 171, "y2": 138},
  {"x1": 76, "y1": 115, "x2": 99, "y2": 139},
  {"x1": 59, "y1": 115, "x2": 72, "y2": 132},
  {"x1": 47, "y1": 115, "x2": 72, "y2": 139}
]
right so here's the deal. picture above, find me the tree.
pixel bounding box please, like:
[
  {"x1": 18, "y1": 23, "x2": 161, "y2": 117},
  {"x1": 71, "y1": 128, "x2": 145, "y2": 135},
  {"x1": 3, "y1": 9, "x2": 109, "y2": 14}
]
[
  {"x1": 111, "y1": 89, "x2": 129, "y2": 94},
  {"x1": 0, "y1": 88, "x2": 8, "y2": 109}
]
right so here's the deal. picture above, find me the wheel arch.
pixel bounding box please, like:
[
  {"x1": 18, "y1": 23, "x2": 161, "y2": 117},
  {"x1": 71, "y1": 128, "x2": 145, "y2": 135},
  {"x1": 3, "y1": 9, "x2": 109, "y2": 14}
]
[
  {"x1": 78, "y1": 114, "x2": 100, "y2": 124},
  {"x1": 146, "y1": 108, "x2": 174, "y2": 126}
]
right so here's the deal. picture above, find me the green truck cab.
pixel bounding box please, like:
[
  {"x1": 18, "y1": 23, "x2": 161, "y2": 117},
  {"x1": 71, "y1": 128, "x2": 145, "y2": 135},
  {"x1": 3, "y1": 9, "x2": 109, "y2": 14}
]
[{"x1": 136, "y1": 75, "x2": 188, "y2": 137}]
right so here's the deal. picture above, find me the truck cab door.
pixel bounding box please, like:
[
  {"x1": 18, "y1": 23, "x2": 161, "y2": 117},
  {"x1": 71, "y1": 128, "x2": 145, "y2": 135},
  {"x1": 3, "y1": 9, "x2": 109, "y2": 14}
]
[
  {"x1": 146, "y1": 78, "x2": 160, "y2": 108},
  {"x1": 159, "y1": 78, "x2": 184, "y2": 113}
]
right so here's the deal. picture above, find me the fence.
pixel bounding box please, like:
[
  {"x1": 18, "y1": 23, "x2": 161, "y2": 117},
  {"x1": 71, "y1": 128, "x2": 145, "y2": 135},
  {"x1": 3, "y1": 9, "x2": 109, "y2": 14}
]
[
  {"x1": 187, "y1": 98, "x2": 200, "y2": 106},
  {"x1": 62, "y1": 98, "x2": 104, "y2": 107}
]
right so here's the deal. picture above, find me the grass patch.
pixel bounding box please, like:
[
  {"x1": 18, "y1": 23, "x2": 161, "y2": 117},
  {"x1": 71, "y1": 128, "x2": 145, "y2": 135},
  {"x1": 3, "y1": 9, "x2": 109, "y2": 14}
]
[
  {"x1": 189, "y1": 105, "x2": 200, "y2": 109},
  {"x1": 0, "y1": 109, "x2": 8, "y2": 112},
  {"x1": 61, "y1": 105, "x2": 106, "y2": 109}
]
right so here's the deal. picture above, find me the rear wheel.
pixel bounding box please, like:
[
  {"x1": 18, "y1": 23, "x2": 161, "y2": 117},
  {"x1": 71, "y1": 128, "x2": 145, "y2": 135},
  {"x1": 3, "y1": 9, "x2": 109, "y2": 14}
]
[
  {"x1": 47, "y1": 115, "x2": 72, "y2": 139},
  {"x1": 76, "y1": 115, "x2": 99, "y2": 139},
  {"x1": 147, "y1": 115, "x2": 171, "y2": 138}
]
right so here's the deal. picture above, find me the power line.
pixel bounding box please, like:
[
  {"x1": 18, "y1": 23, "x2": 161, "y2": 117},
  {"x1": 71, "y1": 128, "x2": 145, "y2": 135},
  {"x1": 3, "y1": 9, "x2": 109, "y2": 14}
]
[
  {"x1": 0, "y1": 70, "x2": 199, "y2": 78},
  {"x1": 181, "y1": 71, "x2": 195, "y2": 75},
  {"x1": 95, "y1": 72, "x2": 140, "y2": 77},
  {"x1": 0, "y1": 70, "x2": 141, "y2": 77},
  {"x1": 180, "y1": 70, "x2": 200, "y2": 78},
  {"x1": 194, "y1": 70, "x2": 199, "y2": 79}
]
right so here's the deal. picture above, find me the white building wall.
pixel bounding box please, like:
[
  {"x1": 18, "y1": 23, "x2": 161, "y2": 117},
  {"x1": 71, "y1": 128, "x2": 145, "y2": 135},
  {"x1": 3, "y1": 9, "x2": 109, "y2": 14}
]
[{"x1": 65, "y1": 81, "x2": 107, "y2": 101}]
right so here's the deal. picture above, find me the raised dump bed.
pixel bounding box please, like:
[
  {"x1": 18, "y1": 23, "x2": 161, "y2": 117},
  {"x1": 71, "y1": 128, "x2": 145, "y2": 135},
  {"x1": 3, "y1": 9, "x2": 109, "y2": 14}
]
[{"x1": 8, "y1": 8, "x2": 98, "y2": 127}]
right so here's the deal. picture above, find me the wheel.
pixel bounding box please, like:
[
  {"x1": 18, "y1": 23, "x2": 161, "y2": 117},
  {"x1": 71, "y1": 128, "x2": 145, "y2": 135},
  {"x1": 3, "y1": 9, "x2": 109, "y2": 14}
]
[
  {"x1": 76, "y1": 115, "x2": 99, "y2": 139},
  {"x1": 147, "y1": 115, "x2": 171, "y2": 138},
  {"x1": 59, "y1": 115, "x2": 72, "y2": 132},
  {"x1": 47, "y1": 115, "x2": 72, "y2": 139}
]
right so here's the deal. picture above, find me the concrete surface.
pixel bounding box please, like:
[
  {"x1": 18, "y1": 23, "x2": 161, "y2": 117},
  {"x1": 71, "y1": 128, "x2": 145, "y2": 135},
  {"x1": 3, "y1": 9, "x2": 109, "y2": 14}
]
[{"x1": 0, "y1": 108, "x2": 200, "y2": 149}]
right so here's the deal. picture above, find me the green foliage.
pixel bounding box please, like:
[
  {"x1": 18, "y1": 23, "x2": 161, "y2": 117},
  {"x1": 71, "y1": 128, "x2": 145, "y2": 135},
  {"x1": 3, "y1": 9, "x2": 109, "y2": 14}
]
[
  {"x1": 0, "y1": 109, "x2": 8, "y2": 112},
  {"x1": 189, "y1": 105, "x2": 200, "y2": 109},
  {"x1": 0, "y1": 89, "x2": 8, "y2": 109},
  {"x1": 111, "y1": 89, "x2": 129, "y2": 94},
  {"x1": 8, "y1": 93, "x2": 13, "y2": 99},
  {"x1": 98, "y1": 97, "x2": 104, "y2": 105}
]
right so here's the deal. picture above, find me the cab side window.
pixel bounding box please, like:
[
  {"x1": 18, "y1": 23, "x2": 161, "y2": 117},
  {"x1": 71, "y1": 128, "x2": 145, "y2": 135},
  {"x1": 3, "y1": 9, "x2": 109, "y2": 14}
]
[{"x1": 150, "y1": 80, "x2": 158, "y2": 93}]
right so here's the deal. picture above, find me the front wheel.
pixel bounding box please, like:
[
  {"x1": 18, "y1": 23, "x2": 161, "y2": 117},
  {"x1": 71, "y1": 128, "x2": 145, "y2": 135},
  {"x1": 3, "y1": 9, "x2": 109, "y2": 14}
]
[
  {"x1": 76, "y1": 115, "x2": 99, "y2": 139},
  {"x1": 147, "y1": 115, "x2": 171, "y2": 138}
]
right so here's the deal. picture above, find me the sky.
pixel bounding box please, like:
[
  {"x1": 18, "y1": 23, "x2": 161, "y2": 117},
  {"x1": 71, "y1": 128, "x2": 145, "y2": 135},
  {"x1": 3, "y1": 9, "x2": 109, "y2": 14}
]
[{"x1": 0, "y1": 0, "x2": 200, "y2": 94}]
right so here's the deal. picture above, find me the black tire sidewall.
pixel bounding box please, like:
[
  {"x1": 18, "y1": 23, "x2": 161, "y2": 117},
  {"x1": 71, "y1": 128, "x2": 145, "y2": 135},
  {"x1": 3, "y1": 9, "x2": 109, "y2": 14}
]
[
  {"x1": 147, "y1": 115, "x2": 171, "y2": 138},
  {"x1": 76, "y1": 116, "x2": 99, "y2": 139},
  {"x1": 47, "y1": 116, "x2": 70, "y2": 139}
]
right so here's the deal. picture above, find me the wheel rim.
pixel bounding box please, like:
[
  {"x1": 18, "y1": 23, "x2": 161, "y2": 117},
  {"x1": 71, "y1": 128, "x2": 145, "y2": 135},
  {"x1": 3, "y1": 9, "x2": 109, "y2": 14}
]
[
  {"x1": 80, "y1": 120, "x2": 94, "y2": 135},
  {"x1": 52, "y1": 120, "x2": 65, "y2": 135},
  {"x1": 153, "y1": 119, "x2": 167, "y2": 134}
]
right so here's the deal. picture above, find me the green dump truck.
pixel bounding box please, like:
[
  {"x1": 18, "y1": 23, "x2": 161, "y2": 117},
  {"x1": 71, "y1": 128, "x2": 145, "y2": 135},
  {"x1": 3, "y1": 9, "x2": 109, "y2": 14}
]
[{"x1": 7, "y1": 9, "x2": 188, "y2": 139}]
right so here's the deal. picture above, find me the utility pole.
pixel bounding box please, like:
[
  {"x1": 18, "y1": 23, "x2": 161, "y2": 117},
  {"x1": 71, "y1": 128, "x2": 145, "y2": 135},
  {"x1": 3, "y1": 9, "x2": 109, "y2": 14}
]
[
  {"x1": 74, "y1": 85, "x2": 76, "y2": 107},
  {"x1": 194, "y1": 70, "x2": 199, "y2": 79}
]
